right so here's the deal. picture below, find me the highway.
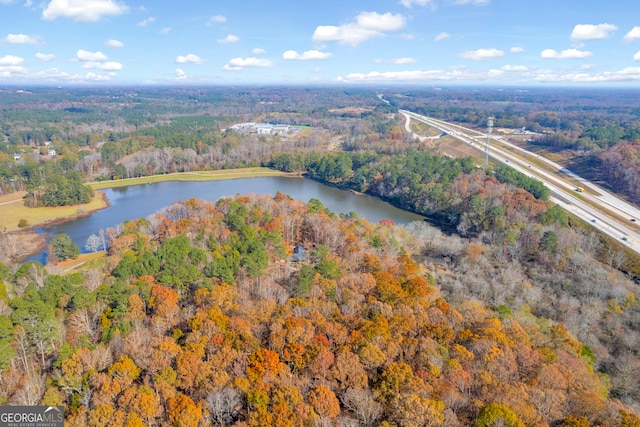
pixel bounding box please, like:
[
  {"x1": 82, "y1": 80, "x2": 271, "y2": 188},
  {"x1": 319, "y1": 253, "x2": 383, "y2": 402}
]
[{"x1": 400, "y1": 109, "x2": 640, "y2": 255}]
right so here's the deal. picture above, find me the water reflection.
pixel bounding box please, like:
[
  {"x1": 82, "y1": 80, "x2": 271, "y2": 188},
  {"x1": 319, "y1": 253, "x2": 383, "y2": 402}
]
[{"x1": 30, "y1": 177, "x2": 424, "y2": 263}]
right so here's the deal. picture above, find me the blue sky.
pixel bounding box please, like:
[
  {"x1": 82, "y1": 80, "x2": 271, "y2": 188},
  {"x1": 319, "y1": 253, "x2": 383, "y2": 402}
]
[{"x1": 1, "y1": 0, "x2": 640, "y2": 86}]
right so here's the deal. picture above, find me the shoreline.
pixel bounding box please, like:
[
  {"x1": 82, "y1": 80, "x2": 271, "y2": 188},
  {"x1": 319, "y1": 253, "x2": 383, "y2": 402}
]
[
  {"x1": 1, "y1": 191, "x2": 111, "y2": 266},
  {"x1": 88, "y1": 167, "x2": 290, "y2": 190},
  {"x1": 2, "y1": 168, "x2": 289, "y2": 265}
]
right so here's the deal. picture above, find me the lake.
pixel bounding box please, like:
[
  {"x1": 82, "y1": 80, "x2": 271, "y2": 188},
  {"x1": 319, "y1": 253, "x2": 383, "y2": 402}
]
[{"x1": 30, "y1": 176, "x2": 424, "y2": 263}]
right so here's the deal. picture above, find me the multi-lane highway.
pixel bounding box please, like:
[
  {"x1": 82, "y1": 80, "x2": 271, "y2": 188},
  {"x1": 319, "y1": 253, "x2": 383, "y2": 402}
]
[{"x1": 401, "y1": 109, "x2": 640, "y2": 255}]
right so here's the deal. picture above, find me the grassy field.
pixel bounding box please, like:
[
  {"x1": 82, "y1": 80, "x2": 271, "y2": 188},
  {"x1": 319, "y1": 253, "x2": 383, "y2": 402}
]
[
  {"x1": 410, "y1": 121, "x2": 442, "y2": 137},
  {"x1": 52, "y1": 250, "x2": 106, "y2": 274},
  {"x1": 0, "y1": 191, "x2": 108, "y2": 233},
  {"x1": 0, "y1": 168, "x2": 288, "y2": 232},
  {"x1": 88, "y1": 167, "x2": 287, "y2": 190}
]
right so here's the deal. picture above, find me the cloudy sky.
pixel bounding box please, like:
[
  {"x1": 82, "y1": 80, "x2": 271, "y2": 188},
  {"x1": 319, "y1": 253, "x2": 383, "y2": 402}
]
[{"x1": 2, "y1": 0, "x2": 640, "y2": 86}]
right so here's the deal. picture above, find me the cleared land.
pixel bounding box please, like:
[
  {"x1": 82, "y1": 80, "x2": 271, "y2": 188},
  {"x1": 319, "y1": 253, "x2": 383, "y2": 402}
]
[
  {"x1": 0, "y1": 191, "x2": 108, "y2": 233},
  {"x1": 436, "y1": 136, "x2": 485, "y2": 160},
  {"x1": 89, "y1": 167, "x2": 287, "y2": 190},
  {"x1": 54, "y1": 250, "x2": 106, "y2": 273}
]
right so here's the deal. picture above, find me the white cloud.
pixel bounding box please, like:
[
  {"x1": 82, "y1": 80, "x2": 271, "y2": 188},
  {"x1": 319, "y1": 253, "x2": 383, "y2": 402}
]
[
  {"x1": 634, "y1": 51, "x2": 640, "y2": 61},
  {"x1": 570, "y1": 23, "x2": 617, "y2": 41},
  {"x1": 541, "y1": 48, "x2": 592, "y2": 59},
  {"x1": 459, "y1": 48, "x2": 505, "y2": 60},
  {"x1": 486, "y1": 69, "x2": 505, "y2": 78},
  {"x1": 175, "y1": 68, "x2": 187, "y2": 80},
  {"x1": 434, "y1": 32, "x2": 450, "y2": 41},
  {"x1": 283, "y1": 49, "x2": 332, "y2": 60},
  {"x1": 624, "y1": 27, "x2": 640, "y2": 42},
  {"x1": 160, "y1": 27, "x2": 172, "y2": 35},
  {"x1": 217, "y1": 34, "x2": 239, "y2": 44},
  {"x1": 335, "y1": 66, "x2": 529, "y2": 84},
  {"x1": 77, "y1": 49, "x2": 108, "y2": 61},
  {"x1": 18, "y1": 67, "x2": 108, "y2": 83},
  {"x1": 399, "y1": 0, "x2": 433, "y2": 8},
  {"x1": 136, "y1": 16, "x2": 155, "y2": 27},
  {"x1": 105, "y1": 39, "x2": 124, "y2": 48},
  {"x1": 0, "y1": 55, "x2": 24, "y2": 66},
  {"x1": 313, "y1": 26, "x2": 380, "y2": 46},
  {"x1": 312, "y1": 11, "x2": 406, "y2": 46},
  {"x1": 84, "y1": 72, "x2": 111, "y2": 81},
  {"x1": 531, "y1": 67, "x2": 640, "y2": 84},
  {"x1": 338, "y1": 69, "x2": 453, "y2": 83},
  {"x1": 42, "y1": 0, "x2": 129, "y2": 22},
  {"x1": 223, "y1": 57, "x2": 273, "y2": 71},
  {"x1": 356, "y1": 11, "x2": 406, "y2": 31},
  {"x1": 5, "y1": 34, "x2": 38, "y2": 44},
  {"x1": 82, "y1": 61, "x2": 122, "y2": 70},
  {"x1": 372, "y1": 57, "x2": 416, "y2": 64},
  {"x1": 35, "y1": 52, "x2": 55, "y2": 61},
  {"x1": 207, "y1": 15, "x2": 226, "y2": 26},
  {"x1": 510, "y1": 46, "x2": 524, "y2": 53},
  {"x1": 453, "y1": 0, "x2": 490, "y2": 5},
  {"x1": 0, "y1": 65, "x2": 27, "y2": 78},
  {"x1": 393, "y1": 57, "x2": 416, "y2": 64},
  {"x1": 175, "y1": 54, "x2": 203, "y2": 64},
  {"x1": 501, "y1": 64, "x2": 528, "y2": 71},
  {"x1": 252, "y1": 48, "x2": 266, "y2": 54}
]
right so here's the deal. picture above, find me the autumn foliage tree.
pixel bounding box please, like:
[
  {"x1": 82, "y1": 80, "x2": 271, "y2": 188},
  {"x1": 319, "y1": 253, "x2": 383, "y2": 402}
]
[{"x1": 0, "y1": 194, "x2": 636, "y2": 426}]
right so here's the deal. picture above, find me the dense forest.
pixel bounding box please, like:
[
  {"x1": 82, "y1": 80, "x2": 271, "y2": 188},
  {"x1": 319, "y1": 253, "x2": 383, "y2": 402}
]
[
  {"x1": 1, "y1": 194, "x2": 639, "y2": 426},
  {"x1": 596, "y1": 141, "x2": 640, "y2": 202},
  {"x1": 270, "y1": 150, "x2": 552, "y2": 243},
  {"x1": 2, "y1": 86, "x2": 640, "y2": 424}
]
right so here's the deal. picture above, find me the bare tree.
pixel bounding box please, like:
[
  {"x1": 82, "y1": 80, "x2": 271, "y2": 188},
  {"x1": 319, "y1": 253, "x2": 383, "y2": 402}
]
[
  {"x1": 82, "y1": 268, "x2": 103, "y2": 292},
  {"x1": 98, "y1": 228, "x2": 108, "y2": 251},
  {"x1": 85, "y1": 234, "x2": 101, "y2": 252},
  {"x1": 13, "y1": 327, "x2": 33, "y2": 377},
  {"x1": 340, "y1": 388, "x2": 382, "y2": 427},
  {"x1": 206, "y1": 387, "x2": 242, "y2": 426},
  {"x1": 12, "y1": 373, "x2": 45, "y2": 406}
]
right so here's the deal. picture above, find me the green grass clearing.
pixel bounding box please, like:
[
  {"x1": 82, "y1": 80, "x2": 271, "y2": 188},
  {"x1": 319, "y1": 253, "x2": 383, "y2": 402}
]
[
  {"x1": 88, "y1": 167, "x2": 287, "y2": 190},
  {"x1": 0, "y1": 191, "x2": 107, "y2": 233}
]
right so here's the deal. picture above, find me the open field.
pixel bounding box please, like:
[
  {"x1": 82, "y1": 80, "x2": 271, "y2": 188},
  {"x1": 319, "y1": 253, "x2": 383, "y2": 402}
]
[
  {"x1": 436, "y1": 136, "x2": 484, "y2": 160},
  {"x1": 410, "y1": 120, "x2": 442, "y2": 137},
  {"x1": 50, "y1": 250, "x2": 106, "y2": 274},
  {"x1": 0, "y1": 191, "x2": 108, "y2": 233},
  {"x1": 88, "y1": 167, "x2": 287, "y2": 190}
]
